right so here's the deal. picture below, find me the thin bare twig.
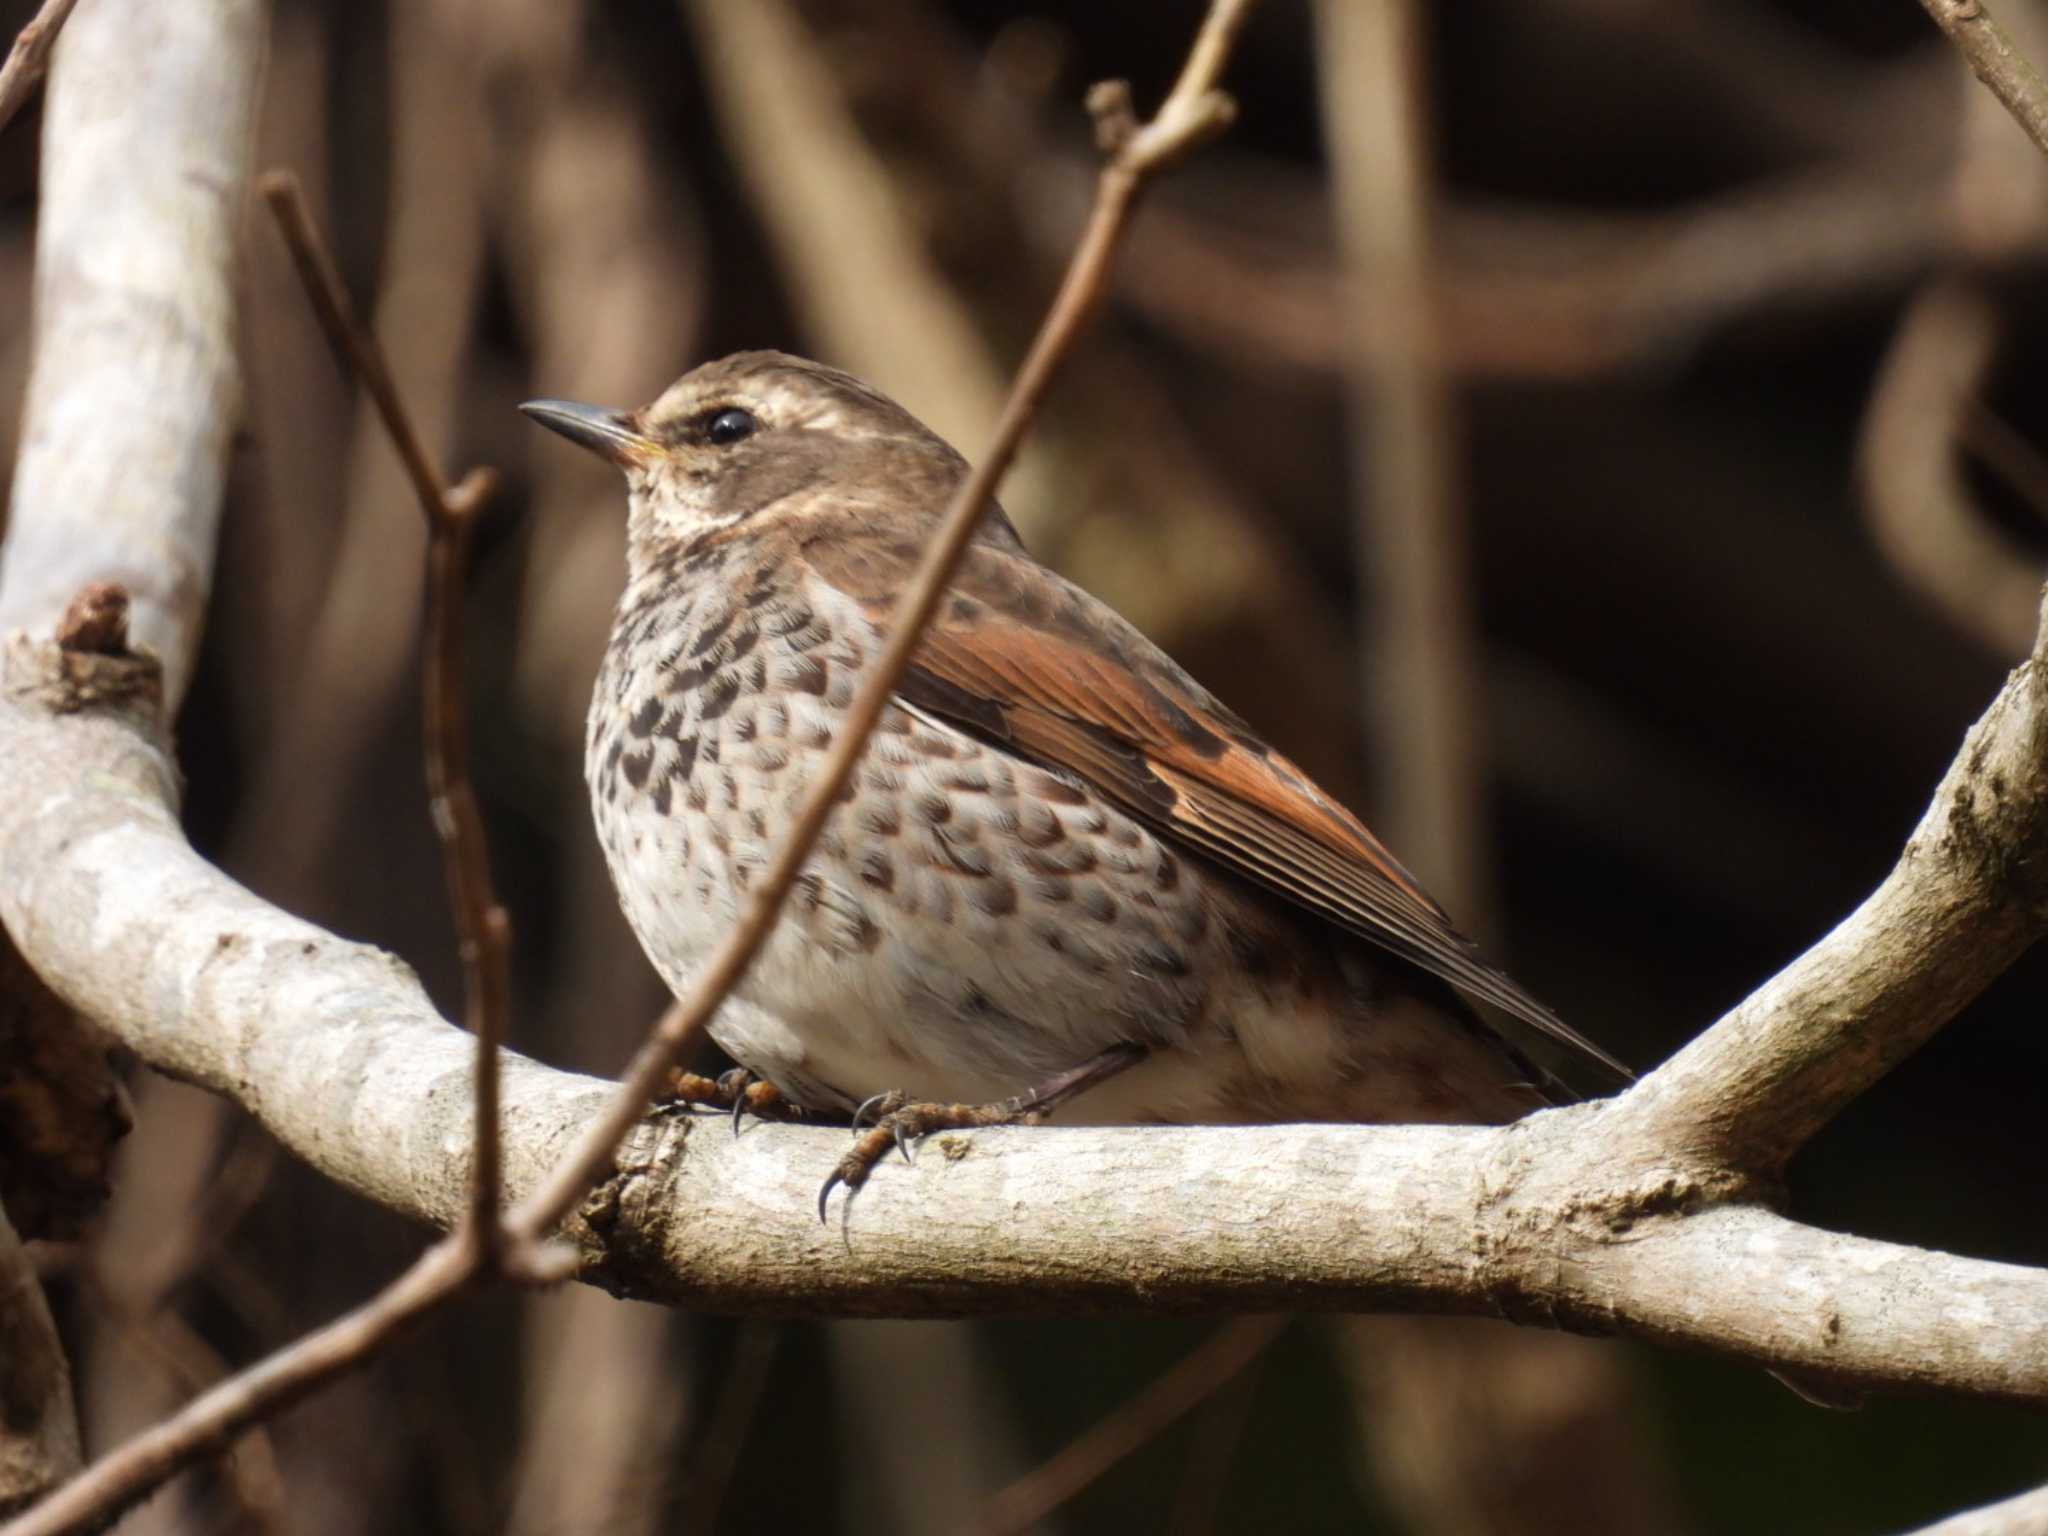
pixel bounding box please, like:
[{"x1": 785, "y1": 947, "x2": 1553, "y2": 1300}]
[
  {"x1": 5, "y1": 9, "x2": 1262, "y2": 1529},
  {"x1": 503, "y1": 0, "x2": 1258, "y2": 1243},
  {"x1": 258, "y1": 170, "x2": 513, "y2": 1255},
  {"x1": 0, "y1": 0, "x2": 81, "y2": 136},
  {"x1": 1920, "y1": 0, "x2": 2048, "y2": 161},
  {"x1": 981, "y1": 1317, "x2": 1286, "y2": 1536},
  {"x1": 7, "y1": 1239, "x2": 475, "y2": 1536}
]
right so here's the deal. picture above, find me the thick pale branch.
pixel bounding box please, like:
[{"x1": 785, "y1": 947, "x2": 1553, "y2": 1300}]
[
  {"x1": 0, "y1": 0, "x2": 265, "y2": 712},
  {"x1": 2, "y1": 636, "x2": 2045, "y2": 1407}
]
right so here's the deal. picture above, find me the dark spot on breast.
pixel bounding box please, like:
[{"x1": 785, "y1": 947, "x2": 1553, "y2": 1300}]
[
  {"x1": 744, "y1": 652, "x2": 769, "y2": 691},
  {"x1": 763, "y1": 600, "x2": 814, "y2": 635},
  {"x1": 699, "y1": 670, "x2": 742, "y2": 720},
  {"x1": 859, "y1": 800, "x2": 901, "y2": 836},
  {"x1": 794, "y1": 872, "x2": 822, "y2": 912},
  {"x1": 1137, "y1": 944, "x2": 1190, "y2": 979},
  {"x1": 950, "y1": 595, "x2": 982, "y2": 622},
  {"x1": 752, "y1": 744, "x2": 789, "y2": 773},
  {"x1": 726, "y1": 624, "x2": 760, "y2": 664},
  {"x1": 935, "y1": 833, "x2": 992, "y2": 877},
  {"x1": 961, "y1": 984, "x2": 1000, "y2": 1017},
  {"x1": 686, "y1": 781, "x2": 708, "y2": 812},
  {"x1": 720, "y1": 771, "x2": 739, "y2": 808},
  {"x1": 858, "y1": 850, "x2": 895, "y2": 891},
  {"x1": 825, "y1": 674, "x2": 854, "y2": 709},
  {"x1": 1013, "y1": 802, "x2": 1063, "y2": 848},
  {"x1": 734, "y1": 713, "x2": 757, "y2": 743},
  {"x1": 700, "y1": 734, "x2": 721, "y2": 766},
  {"x1": 1078, "y1": 884, "x2": 1118, "y2": 924},
  {"x1": 747, "y1": 809, "x2": 768, "y2": 838},
  {"x1": 621, "y1": 749, "x2": 653, "y2": 789},
  {"x1": 913, "y1": 791, "x2": 951, "y2": 825},
  {"x1": 784, "y1": 615, "x2": 834, "y2": 651},
  {"x1": 604, "y1": 736, "x2": 625, "y2": 777},
  {"x1": 787, "y1": 655, "x2": 828, "y2": 695},
  {"x1": 970, "y1": 878, "x2": 1017, "y2": 916},
  {"x1": 743, "y1": 561, "x2": 784, "y2": 606},
  {"x1": 688, "y1": 608, "x2": 734, "y2": 657},
  {"x1": 651, "y1": 777, "x2": 673, "y2": 817},
  {"x1": 672, "y1": 736, "x2": 698, "y2": 782},
  {"x1": 662, "y1": 655, "x2": 719, "y2": 695},
  {"x1": 628, "y1": 696, "x2": 665, "y2": 738}
]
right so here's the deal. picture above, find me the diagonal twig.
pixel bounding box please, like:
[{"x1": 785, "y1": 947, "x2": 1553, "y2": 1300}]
[
  {"x1": 0, "y1": 0, "x2": 82, "y2": 137},
  {"x1": 1920, "y1": 0, "x2": 2048, "y2": 161},
  {"x1": 981, "y1": 1316, "x2": 1286, "y2": 1535},
  {"x1": 258, "y1": 170, "x2": 512, "y2": 1257}
]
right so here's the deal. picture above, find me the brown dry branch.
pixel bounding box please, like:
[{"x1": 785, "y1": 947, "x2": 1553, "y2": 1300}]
[
  {"x1": 1921, "y1": 0, "x2": 2048, "y2": 160},
  {"x1": 259, "y1": 172, "x2": 513, "y2": 1256},
  {"x1": 0, "y1": 3, "x2": 1266, "y2": 1529},
  {"x1": 0, "y1": 0, "x2": 80, "y2": 136},
  {"x1": 981, "y1": 1316, "x2": 1286, "y2": 1536}
]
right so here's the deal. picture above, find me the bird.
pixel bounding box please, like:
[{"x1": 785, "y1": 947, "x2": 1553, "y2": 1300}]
[{"x1": 522, "y1": 351, "x2": 1630, "y2": 1213}]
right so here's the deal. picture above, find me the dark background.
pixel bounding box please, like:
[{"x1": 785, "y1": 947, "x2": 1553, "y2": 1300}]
[{"x1": 3, "y1": 0, "x2": 2045, "y2": 1531}]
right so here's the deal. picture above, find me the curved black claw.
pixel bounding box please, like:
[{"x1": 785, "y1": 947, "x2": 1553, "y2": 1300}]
[
  {"x1": 718, "y1": 1068, "x2": 757, "y2": 1137},
  {"x1": 850, "y1": 1089, "x2": 906, "y2": 1130}
]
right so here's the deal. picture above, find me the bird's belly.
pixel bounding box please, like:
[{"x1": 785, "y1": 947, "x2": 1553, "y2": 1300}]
[{"x1": 591, "y1": 700, "x2": 1223, "y2": 1110}]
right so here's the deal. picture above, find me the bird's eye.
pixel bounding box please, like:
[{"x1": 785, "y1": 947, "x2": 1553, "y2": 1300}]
[{"x1": 704, "y1": 407, "x2": 758, "y2": 446}]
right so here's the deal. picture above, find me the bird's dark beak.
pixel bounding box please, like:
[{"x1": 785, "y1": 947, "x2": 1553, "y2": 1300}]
[{"x1": 518, "y1": 399, "x2": 658, "y2": 468}]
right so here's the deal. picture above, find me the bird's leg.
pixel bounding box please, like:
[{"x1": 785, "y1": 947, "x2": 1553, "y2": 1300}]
[
  {"x1": 817, "y1": 1043, "x2": 1147, "y2": 1222},
  {"x1": 662, "y1": 1065, "x2": 799, "y2": 1135}
]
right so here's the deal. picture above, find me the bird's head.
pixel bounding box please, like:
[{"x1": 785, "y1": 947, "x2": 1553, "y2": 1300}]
[{"x1": 521, "y1": 351, "x2": 997, "y2": 563}]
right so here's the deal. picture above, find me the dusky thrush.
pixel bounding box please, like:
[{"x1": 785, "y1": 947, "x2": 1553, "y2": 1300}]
[{"x1": 523, "y1": 351, "x2": 1629, "y2": 1209}]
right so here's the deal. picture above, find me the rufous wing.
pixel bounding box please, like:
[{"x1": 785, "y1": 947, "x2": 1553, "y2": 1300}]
[{"x1": 802, "y1": 532, "x2": 1633, "y2": 1086}]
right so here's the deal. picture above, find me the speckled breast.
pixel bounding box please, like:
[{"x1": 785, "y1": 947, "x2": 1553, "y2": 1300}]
[{"x1": 582, "y1": 543, "x2": 1230, "y2": 1106}]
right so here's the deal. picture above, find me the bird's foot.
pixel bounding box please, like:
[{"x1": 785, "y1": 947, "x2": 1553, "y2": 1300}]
[
  {"x1": 815, "y1": 1042, "x2": 1149, "y2": 1224},
  {"x1": 662, "y1": 1066, "x2": 797, "y2": 1136},
  {"x1": 818, "y1": 1095, "x2": 1045, "y2": 1223}
]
